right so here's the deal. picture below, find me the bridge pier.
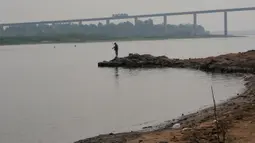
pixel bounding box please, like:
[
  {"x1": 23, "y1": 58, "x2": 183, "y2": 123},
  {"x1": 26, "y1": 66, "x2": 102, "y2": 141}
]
[
  {"x1": 224, "y1": 11, "x2": 228, "y2": 36},
  {"x1": 78, "y1": 21, "x2": 82, "y2": 26},
  {"x1": 51, "y1": 23, "x2": 56, "y2": 27},
  {"x1": 0, "y1": 25, "x2": 3, "y2": 36},
  {"x1": 106, "y1": 19, "x2": 110, "y2": 25},
  {"x1": 193, "y1": 13, "x2": 197, "y2": 36},
  {"x1": 163, "y1": 15, "x2": 167, "y2": 33},
  {"x1": 134, "y1": 17, "x2": 138, "y2": 25}
]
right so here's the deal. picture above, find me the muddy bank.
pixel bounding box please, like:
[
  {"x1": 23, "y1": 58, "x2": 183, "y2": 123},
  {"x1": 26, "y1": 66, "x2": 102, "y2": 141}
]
[
  {"x1": 75, "y1": 74, "x2": 255, "y2": 143},
  {"x1": 76, "y1": 50, "x2": 255, "y2": 143},
  {"x1": 98, "y1": 50, "x2": 255, "y2": 74},
  {"x1": 127, "y1": 74, "x2": 255, "y2": 143}
]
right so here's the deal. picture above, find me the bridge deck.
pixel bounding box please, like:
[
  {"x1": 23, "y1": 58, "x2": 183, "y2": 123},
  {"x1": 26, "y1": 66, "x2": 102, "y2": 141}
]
[{"x1": 1, "y1": 7, "x2": 255, "y2": 26}]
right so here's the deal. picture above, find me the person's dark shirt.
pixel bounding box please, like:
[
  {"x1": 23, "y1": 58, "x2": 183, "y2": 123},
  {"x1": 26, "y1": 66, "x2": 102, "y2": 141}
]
[{"x1": 113, "y1": 44, "x2": 118, "y2": 51}]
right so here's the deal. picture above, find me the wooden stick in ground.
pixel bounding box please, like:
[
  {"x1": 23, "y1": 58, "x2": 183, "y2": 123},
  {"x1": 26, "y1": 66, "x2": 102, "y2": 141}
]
[{"x1": 211, "y1": 86, "x2": 220, "y2": 142}]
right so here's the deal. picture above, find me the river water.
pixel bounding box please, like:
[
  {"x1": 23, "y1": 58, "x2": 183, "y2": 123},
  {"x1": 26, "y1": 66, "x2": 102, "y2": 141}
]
[{"x1": 0, "y1": 37, "x2": 254, "y2": 143}]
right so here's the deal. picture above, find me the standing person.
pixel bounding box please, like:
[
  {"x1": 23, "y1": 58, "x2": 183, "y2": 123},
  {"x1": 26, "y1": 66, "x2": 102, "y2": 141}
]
[{"x1": 112, "y1": 42, "x2": 119, "y2": 58}]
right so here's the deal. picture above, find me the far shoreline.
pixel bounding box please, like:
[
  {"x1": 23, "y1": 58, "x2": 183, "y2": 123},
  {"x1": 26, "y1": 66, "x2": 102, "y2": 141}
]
[{"x1": 0, "y1": 34, "x2": 246, "y2": 46}]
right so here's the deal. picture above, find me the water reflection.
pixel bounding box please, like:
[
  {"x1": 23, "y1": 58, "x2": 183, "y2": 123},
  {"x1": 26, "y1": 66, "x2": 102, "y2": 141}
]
[
  {"x1": 114, "y1": 67, "x2": 119, "y2": 78},
  {"x1": 210, "y1": 73, "x2": 243, "y2": 81},
  {"x1": 114, "y1": 67, "x2": 119, "y2": 87}
]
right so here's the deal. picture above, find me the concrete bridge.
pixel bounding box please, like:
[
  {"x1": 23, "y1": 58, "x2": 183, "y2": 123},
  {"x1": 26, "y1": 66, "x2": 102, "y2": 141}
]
[{"x1": 1, "y1": 7, "x2": 255, "y2": 36}]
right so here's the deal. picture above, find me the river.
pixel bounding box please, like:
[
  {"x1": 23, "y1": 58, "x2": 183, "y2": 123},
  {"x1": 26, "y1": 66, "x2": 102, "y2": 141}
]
[{"x1": 0, "y1": 37, "x2": 254, "y2": 143}]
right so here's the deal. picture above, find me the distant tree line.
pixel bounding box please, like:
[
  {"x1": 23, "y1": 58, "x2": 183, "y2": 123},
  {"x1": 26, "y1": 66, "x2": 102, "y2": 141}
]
[{"x1": 0, "y1": 19, "x2": 210, "y2": 38}]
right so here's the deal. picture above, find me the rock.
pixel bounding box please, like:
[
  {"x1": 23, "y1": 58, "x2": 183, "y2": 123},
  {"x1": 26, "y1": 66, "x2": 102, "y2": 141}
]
[
  {"x1": 182, "y1": 127, "x2": 192, "y2": 131},
  {"x1": 142, "y1": 126, "x2": 152, "y2": 129},
  {"x1": 172, "y1": 123, "x2": 181, "y2": 129},
  {"x1": 98, "y1": 51, "x2": 255, "y2": 74}
]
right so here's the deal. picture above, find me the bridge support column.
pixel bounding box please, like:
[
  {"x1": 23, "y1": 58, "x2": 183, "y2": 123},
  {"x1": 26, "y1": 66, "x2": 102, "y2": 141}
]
[
  {"x1": 0, "y1": 25, "x2": 3, "y2": 36},
  {"x1": 106, "y1": 19, "x2": 110, "y2": 25},
  {"x1": 193, "y1": 13, "x2": 197, "y2": 36},
  {"x1": 134, "y1": 17, "x2": 138, "y2": 26},
  {"x1": 79, "y1": 21, "x2": 82, "y2": 26},
  {"x1": 224, "y1": 11, "x2": 228, "y2": 36},
  {"x1": 163, "y1": 15, "x2": 167, "y2": 33}
]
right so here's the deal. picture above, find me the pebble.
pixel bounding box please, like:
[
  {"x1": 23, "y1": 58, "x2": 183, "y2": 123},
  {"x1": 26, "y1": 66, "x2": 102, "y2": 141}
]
[{"x1": 172, "y1": 123, "x2": 181, "y2": 129}]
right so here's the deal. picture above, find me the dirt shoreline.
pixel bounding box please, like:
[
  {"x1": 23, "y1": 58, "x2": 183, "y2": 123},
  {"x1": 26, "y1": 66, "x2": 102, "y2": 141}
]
[{"x1": 76, "y1": 50, "x2": 255, "y2": 143}]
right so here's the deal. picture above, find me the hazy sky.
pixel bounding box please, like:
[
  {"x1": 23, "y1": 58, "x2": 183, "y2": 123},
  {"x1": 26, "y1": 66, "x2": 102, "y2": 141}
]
[{"x1": 1, "y1": 0, "x2": 255, "y2": 31}]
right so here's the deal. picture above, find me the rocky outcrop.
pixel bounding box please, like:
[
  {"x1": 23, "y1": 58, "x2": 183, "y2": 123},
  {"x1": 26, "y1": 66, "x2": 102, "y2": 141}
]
[
  {"x1": 98, "y1": 50, "x2": 255, "y2": 73},
  {"x1": 98, "y1": 53, "x2": 181, "y2": 68}
]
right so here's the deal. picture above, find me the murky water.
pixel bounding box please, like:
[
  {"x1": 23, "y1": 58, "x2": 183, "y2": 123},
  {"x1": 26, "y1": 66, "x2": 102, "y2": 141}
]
[{"x1": 0, "y1": 37, "x2": 253, "y2": 143}]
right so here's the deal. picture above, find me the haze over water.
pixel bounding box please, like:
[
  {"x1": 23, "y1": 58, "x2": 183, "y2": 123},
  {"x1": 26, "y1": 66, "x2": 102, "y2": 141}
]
[{"x1": 0, "y1": 37, "x2": 254, "y2": 143}]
